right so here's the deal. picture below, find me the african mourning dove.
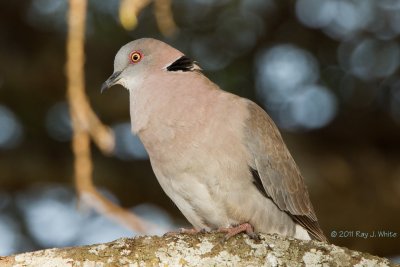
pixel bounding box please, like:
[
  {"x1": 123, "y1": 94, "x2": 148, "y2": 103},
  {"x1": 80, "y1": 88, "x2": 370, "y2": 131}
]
[{"x1": 101, "y1": 38, "x2": 327, "y2": 242}]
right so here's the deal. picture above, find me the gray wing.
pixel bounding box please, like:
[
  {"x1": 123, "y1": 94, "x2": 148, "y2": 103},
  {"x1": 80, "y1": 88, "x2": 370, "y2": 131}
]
[{"x1": 244, "y1": 100, "x2": 327, "y2": 242}]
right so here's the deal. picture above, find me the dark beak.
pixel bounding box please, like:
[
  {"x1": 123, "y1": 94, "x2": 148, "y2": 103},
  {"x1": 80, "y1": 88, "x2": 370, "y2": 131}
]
[{"x1": 101, "y1": 71, "x2": 122, "y2": 93}]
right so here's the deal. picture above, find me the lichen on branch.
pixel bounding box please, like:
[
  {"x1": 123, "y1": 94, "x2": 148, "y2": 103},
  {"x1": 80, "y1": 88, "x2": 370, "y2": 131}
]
[{"x1": 0, "y1": 233, "x2": 394, "y2": 266}]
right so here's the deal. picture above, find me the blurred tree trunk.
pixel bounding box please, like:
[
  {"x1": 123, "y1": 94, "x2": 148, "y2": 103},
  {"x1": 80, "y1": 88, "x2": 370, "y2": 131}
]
[{"x1": 0, "y1": 234, "x2": 394, "y2": 266}]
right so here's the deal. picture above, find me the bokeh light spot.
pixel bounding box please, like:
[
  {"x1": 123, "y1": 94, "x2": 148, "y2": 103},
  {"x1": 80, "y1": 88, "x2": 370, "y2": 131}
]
[
  {"x1": 0, "y1": 105, "x2": 24, "y2": 149},
  {"x1": 0, "y1": 215, "x2": 21, "y2": 256},
  {"x1": 256, "y1": 44, "x2": 319, "y2": 110},
  {"x1": 113, "y1": 122, "x2": 148, "y2": 160},
  {"x1": 288, "y1": 85, "x2": 338, "y2": 130},
  {"x1": 257, "y1": 45, "x2": 319, "y2": 94},
  {"x1": 45, "y1": 102, "x2": 72, "y2": 142},
  {"x1": 16, "y1": 186, "x2": 86, "y2": 248},
  {"x1": 339, "y1": 39, "x2": 400, "y2": 80},
  {"x1": 296, "y1": 0, "x2": 336, "y2": 28}
]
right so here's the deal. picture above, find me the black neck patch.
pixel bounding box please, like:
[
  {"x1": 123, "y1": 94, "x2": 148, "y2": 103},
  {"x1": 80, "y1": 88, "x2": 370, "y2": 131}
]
[{"x1": 166, "y1": 56, "x2": 197, "y2": 72}]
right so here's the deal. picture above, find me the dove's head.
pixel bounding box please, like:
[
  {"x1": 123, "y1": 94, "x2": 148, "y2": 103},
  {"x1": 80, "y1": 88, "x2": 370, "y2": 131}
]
[{"x1": 101, "y1": 38, "x2": 200, "y2": 93}]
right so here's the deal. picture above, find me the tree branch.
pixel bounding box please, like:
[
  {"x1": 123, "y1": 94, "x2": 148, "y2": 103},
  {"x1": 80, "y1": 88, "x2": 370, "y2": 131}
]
[{"x1": 0, "y1": 234, "x2": 394, "y2": 266}]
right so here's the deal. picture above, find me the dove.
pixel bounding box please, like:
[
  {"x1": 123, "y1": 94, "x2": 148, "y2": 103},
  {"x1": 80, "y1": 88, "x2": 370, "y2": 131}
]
[{"x1": 101, "y1": 38, "x2": 327, "y2": 242}]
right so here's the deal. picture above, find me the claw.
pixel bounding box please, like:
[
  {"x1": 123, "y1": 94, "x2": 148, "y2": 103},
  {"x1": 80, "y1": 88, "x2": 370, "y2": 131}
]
[
  {"x1": 217, "y1": 222, "x2": 259, "y2": 241},
  {"x1": 199, "y1": 228, "x2": 208, "y2": 234}
]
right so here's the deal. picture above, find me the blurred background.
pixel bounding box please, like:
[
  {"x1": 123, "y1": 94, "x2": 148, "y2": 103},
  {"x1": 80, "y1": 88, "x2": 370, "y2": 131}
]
[{"x1": 0, "y1": 0, "x2": 399, "y2": 261}]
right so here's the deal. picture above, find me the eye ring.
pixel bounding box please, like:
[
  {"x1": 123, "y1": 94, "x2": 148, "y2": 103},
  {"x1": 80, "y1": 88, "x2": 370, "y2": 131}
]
[{"x1": 129, "y1": 51, "x2": 143, "y2": 63}]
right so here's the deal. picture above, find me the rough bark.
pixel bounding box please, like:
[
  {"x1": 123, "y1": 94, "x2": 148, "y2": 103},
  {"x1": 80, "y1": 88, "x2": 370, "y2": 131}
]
[{"x1": 0, "y1": 233, "x2": 395, "y2": 266}]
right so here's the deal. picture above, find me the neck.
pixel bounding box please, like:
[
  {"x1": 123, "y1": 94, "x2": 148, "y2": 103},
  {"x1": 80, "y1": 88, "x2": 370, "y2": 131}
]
[{"x1": 129, "y1": 71, "x2": 217, "y2": 134}]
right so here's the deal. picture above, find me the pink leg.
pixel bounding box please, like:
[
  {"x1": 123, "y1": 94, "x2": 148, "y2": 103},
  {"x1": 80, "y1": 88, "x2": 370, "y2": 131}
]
[{"x1": 218, "y1": 223, "x2": 259, "y2": 241}]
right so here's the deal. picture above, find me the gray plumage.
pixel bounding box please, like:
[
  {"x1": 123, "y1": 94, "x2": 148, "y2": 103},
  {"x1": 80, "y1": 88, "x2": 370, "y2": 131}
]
[{"x1": 102, "y1": 38, "x2": 327, "y2": 242}]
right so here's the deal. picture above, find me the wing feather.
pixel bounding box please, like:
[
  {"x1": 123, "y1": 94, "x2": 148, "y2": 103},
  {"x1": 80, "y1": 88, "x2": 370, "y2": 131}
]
[{"x1": 244, "y1": 100, "x2": 327, "y2": 242}]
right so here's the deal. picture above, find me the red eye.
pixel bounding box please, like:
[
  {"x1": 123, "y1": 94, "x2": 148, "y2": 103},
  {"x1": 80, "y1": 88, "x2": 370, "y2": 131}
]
[{"x1": 129, "y1": 51, "x2": 143, "y2": 63}]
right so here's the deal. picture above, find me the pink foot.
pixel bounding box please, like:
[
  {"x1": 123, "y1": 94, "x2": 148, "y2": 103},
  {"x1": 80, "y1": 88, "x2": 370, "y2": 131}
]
[{"x1": 218, "y1": 223, "x2": 260, "y2": 241}]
